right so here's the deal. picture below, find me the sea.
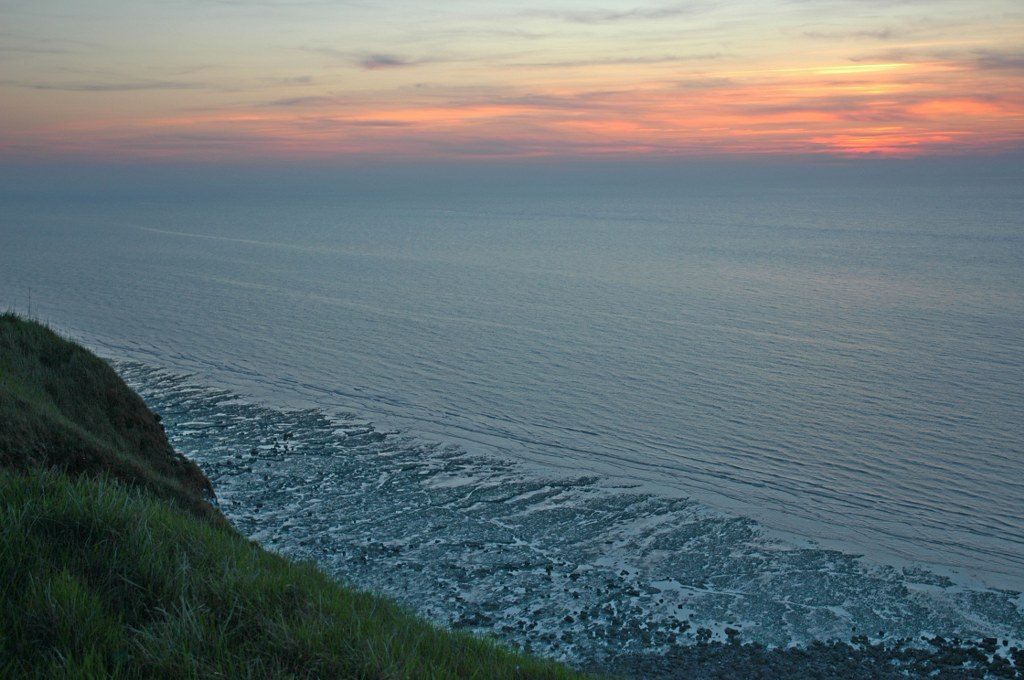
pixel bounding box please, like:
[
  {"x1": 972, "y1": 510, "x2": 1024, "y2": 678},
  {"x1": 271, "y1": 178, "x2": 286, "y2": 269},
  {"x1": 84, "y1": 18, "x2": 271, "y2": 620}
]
[{"x1": 2, "y1": 161, "x2": 1022, "y2": 659}]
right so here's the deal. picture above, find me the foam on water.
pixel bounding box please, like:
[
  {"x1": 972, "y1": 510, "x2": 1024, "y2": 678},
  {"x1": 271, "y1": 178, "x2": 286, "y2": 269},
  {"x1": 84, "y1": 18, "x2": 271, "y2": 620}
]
[
  {"x1": 118, "y1": 361, "x2": 1024, "y2": 665},
  {"x1": 2, "y1": 173, "x2": 1022, "y2": 598}
]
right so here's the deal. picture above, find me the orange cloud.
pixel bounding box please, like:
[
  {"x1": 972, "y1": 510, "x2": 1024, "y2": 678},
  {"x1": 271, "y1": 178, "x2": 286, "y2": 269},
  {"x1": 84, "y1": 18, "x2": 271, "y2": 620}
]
[
  {"x1": 2, "y1": 0, "x2": 1023, "y2": 161},
  {"x1": 3, "y1": 54, "x2": 1022, "y2": 160}
]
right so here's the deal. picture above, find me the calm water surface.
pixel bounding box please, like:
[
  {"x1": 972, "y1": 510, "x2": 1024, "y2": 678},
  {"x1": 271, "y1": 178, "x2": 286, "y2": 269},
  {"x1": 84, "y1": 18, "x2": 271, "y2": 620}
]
[{"x1": 3, "y1": 172, "x2": 1022, "y2": 590}]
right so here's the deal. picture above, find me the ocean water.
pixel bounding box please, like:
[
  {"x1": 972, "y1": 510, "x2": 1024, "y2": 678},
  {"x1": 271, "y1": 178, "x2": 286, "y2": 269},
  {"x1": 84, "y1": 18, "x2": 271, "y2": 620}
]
[{"x1": 2, "y1": 166, "x2": 1022, "y2": 650}]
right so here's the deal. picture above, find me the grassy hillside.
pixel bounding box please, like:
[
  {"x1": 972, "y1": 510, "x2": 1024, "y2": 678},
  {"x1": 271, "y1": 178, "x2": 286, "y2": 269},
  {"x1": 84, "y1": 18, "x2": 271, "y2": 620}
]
[
  {"x1": 0, "y1": 314, "x2": 586, "y2": 679},
  {"x1": 0, "y1": 312, "x2": 217, "y2": 522},
  {"x1": 0, "y1": 470, "x2": 585, "y2": 678}
]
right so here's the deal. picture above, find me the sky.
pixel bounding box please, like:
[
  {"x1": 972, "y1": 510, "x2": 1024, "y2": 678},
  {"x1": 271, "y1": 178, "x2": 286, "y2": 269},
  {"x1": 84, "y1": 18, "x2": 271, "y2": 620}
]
[{"x1": 1, "y1": 0, "x2": 1023, "y2": 162}]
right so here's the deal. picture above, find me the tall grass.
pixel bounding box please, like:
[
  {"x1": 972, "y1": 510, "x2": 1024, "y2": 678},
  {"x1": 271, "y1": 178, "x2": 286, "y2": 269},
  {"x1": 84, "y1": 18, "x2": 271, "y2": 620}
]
[
  {"x1": 0, "y1": 312, "x2": 218, "y2": 521},
  {"x1": 0, "y1": 470, "x2": 585, "y2": 678},
  {"x1": 0, "y1": 314, "x2": 590, "y2": 678}
]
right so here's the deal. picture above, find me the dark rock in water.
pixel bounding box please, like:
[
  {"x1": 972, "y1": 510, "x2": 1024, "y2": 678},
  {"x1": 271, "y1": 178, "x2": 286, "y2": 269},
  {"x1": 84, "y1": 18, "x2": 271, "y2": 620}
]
[
  {"x1": 455, "y1": 611, "x2": 492, "y2": 628},
  {"x1": 601, "y1": 636, "x2": 1023, "y2": 680}
]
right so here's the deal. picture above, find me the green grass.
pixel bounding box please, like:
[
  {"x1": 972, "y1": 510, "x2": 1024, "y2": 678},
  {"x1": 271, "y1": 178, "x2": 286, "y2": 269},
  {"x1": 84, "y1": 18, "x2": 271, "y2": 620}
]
[
  {"x1": 0, "y1": 314, "x2": 590, "y2": 679},
  {"x1": 0, "y1": 470, "x2": 584, "y2": 678},
  {"x1": 0, "y1": 312, "x2": 218, "y2": 523}
]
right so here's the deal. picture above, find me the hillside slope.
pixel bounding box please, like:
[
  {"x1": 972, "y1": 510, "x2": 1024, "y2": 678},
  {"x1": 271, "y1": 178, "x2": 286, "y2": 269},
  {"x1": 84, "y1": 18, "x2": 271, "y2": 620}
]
[
  {"x1": 0, "y1": 315, "x2": 585, "y2": 679},
  {"x1": 0, "y1": 312, "x2": 216, "y2": 521}
]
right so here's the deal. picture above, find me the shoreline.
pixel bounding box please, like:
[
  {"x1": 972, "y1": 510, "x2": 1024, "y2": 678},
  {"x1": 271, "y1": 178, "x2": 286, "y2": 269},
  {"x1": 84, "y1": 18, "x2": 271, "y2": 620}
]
[
  {"x1": 15, "y1": 272, "x2": 1024, "y2": 597},
  {"x1": 67, "y1": 325, "x2": 1018, "y2": 595},
  {"x1": 115, "y1": 358, "x2": 1024, "y2": 672},
  {"x1": 3, "y1": 310, "x2": 1021, "y2": 677}
]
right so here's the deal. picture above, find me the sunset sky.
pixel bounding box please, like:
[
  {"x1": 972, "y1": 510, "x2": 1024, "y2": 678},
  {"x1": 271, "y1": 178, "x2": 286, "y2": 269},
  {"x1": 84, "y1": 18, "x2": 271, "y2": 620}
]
[{"x1": 2, "y1": 0, "x2": 1023, "y2": 161}]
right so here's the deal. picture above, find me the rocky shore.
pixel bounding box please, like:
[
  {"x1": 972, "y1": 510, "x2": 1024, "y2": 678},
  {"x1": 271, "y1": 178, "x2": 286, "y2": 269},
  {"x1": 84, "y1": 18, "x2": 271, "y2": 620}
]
[{"x1": 119, "y1": 360, "x2": 1024, "y2": 678}]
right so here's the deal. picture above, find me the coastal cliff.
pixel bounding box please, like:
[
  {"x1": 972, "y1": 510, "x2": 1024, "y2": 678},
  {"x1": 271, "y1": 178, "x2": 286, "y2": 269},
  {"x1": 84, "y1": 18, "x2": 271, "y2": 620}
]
[
  {"x1": 2, "y1": 313, "x2": 1020, "y2": 679},
  {"x1": 0, "y1": 314, "x2": 581, "y2": 678}
]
